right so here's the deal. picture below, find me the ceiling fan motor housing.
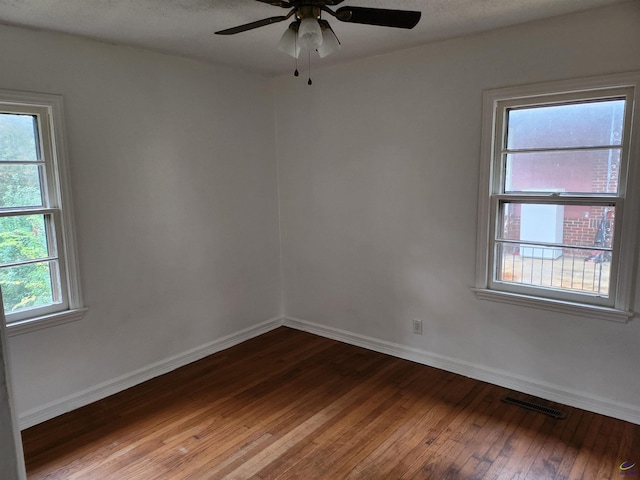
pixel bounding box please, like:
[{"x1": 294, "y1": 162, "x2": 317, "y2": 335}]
[{"x1": 296, "y1": 5, "x2": 322, "y2": 21}]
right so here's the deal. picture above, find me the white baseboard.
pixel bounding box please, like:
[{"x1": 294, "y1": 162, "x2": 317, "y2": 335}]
[
  {"x1": 19, "y1": 317, "x2": 283, "y2": 430},
  {"x1": 21, "y1": 315, "x2": 640, "y2": 429},
  {"x1": 283, "y1": 316, "x2": 640, "y2": 425}
]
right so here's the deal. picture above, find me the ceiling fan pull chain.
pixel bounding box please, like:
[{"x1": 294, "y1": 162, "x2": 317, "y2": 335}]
[
  {"x1": 294, "y1": 32, "x2": 299, "y2": 77},
  {"x1": 307, "y1": 49, "x2": 313, "y2": 85}
]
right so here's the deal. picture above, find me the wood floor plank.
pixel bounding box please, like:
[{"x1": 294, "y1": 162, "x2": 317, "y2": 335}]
[
  {"x1": 339, "y1": 369, "x2": 464, "y2": 479},
  {"x1": 527, "y1": 405, "x2": 585, "y2": 479},
  {"x1": 21, "y1": 327, "x2": 640, "y2": 479},
  {"x1": 566, "y1": 414, "x2": 606, "y2": 480}
]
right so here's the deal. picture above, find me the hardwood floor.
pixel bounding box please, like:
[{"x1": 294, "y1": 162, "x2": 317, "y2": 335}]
[{"x1": 22, "y1": 327, "x2": 640, "y2": 479}]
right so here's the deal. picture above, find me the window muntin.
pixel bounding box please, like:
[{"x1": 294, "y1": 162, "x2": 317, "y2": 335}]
[
  {"x1": 0, "y1": 99, "x2": 78, "y2": 326},
  {"x1": 479, "y1": 81, "x2": 638, "y2": 312}
]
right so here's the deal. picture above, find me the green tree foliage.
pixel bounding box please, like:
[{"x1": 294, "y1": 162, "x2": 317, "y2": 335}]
[
  {"x1": 0, "y1": 114, "x2": 53, "y2": 314},
  {"x1": 0, "y1": 113, "x2": 37, "y2": 161}
]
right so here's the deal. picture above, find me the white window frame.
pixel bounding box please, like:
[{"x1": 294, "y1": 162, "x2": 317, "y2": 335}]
[
  {"x1": 0, "y1": 90, "x2": 85, "y2": 336},
  {"x1": 474, "y1": 72, "x2": 640, "y2": 323}
]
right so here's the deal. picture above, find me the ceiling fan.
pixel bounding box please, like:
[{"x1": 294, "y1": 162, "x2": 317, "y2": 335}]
[{"x1": 215, "y1": 1, "x2": 421, "y2": 80}]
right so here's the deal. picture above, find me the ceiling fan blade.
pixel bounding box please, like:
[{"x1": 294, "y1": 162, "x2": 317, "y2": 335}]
[
  {"x1": 215, "y1": 15, "x2": 290, "y2": 35},
  {"x1": 335, "y1": 6, "x2": 421, "y2": 29},
  {"x1": 323, "y1": 0, "x2": 346, "y2": 4},
  {"x1": 253, "y1": 0, "x2": 291, "y2": 7}
]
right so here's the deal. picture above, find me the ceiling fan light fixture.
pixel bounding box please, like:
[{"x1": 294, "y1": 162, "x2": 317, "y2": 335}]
[
  {"x1": 278, "y1": 23, "x2": 300, "y2": 58},
  {"x1": 317, "y1": 22, "x2": 341, "y2": 58},
  {"x1": 298, "y1": 17, "x2": 323, "y2": 50}
]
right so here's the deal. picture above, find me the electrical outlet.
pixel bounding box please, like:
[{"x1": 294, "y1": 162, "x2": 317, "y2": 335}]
[{"x1": 412, "y1": 319, "x2": 423, "y2": 335}]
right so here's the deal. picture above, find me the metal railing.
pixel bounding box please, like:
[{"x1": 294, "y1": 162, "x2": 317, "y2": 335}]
[{"x1": 499, "y1": 246, "x2": 610, "y2": 296}]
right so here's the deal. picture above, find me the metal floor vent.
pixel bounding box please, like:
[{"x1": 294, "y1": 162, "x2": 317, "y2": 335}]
[{"x1": 502, "y1": 396, "x2": 566, "y2": 419}]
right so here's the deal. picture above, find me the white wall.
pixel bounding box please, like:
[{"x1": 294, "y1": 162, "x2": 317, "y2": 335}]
[
  {"x1": 0, "y1": 26, "x2": 282, "y2": 421},
  {"x1": 275, "y1": 2, "x2": 640, "y2": 421}
]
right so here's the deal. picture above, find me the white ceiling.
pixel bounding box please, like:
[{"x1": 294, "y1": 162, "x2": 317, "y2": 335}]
[{"x1": 0, "y1": 0, "x2": 629, "y2": 76}]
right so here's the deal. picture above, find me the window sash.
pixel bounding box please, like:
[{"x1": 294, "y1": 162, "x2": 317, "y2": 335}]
[
  {"x1": 488, "y1": 195, "x2": 624, "y2": 307},
  {"x1": 492, "y1": 87, "x2": 635, "y2": 198},
  {"x1": 0, "y1": 218, "x2": 70, "y2": 321}
]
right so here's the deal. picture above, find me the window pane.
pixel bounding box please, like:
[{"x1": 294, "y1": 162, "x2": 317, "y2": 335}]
[
  {"x1": 505, "y1": 149, "x2": 620, "y2": 194},
  {"x1": 500, "y1": 203, "x2": 614, "y2": 250},
  {"x1": 0, "y1": 215, "x2": 50, "y2": 265},
  {"x1": 497, "y1": 201, "x2": 613, "y2": 297},
  {"x1": 0, "y1": 164, "x2": 44, "y2": 207},
  {"x1": 0, "y1": 113, "x2": 38, "y2": 161},
  {"x1": 506, "y1": 99, "x2": 625, "y2": 150},
  {"x1": 0, "y1": 260, "x2": 56, "y2": 313},
  {"x1": 496, "y1": 243, "x2": 610, "y2": 297}
]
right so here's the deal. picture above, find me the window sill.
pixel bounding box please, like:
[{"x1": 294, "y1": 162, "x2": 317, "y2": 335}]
[
  {"x1": 6, "y1": 308, "x2": 88, "y2": 337},
  {"x1": 472, "y1": 288, "x2": 634, "y2": 323}
]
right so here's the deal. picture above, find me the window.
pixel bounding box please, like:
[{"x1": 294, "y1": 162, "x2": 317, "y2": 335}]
[
  {"x1": 475, "y1": 73, "x2": 640, "y2": 322},
  {"x1": 0, "y1": 90, "x2": 84, "y2": 334}
]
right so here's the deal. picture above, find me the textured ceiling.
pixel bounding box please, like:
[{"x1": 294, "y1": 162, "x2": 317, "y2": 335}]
[{"x1": 0, "y1": 0, "x2": 630, "y2": 76}]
